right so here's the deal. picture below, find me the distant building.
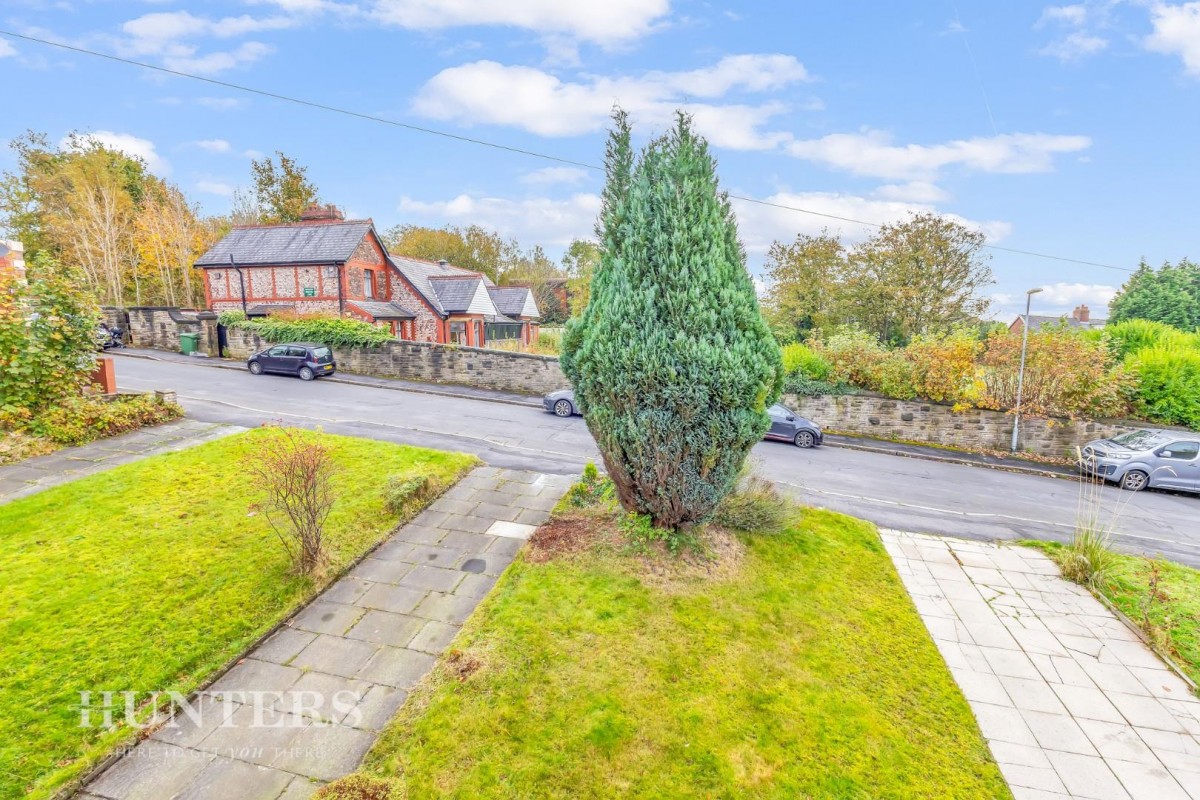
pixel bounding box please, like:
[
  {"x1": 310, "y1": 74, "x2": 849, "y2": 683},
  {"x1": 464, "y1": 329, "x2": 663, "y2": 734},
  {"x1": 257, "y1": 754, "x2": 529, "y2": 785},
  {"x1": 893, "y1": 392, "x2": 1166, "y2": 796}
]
[
  {"x1": 0, "y1": 240, "x2": 26, "y2": 284},
  {"x1": 1009, "y1": 304, "x2": 1107, "y2": 334},
  {"x1": 193, "y1": 203, "x2": 540, "y2": 346}
]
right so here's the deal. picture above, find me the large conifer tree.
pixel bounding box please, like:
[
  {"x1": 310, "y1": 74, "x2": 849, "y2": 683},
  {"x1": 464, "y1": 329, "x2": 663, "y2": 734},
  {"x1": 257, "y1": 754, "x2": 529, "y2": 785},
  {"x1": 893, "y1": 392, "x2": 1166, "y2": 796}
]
[{"x1": 561, "y1": 111, "x2": 783, "y2": 529}]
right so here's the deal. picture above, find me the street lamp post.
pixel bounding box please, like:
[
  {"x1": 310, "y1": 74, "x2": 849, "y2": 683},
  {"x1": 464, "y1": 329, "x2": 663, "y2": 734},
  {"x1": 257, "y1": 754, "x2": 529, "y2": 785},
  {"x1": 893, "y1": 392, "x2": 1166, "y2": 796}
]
[{"x1": 1011, "y1": 287, "x2": 1044, "y2": 453}]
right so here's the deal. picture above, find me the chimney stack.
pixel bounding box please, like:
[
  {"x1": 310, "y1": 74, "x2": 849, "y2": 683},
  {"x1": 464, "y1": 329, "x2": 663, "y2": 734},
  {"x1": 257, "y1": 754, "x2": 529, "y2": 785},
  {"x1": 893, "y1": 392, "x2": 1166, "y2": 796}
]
[
  {"x1": 1074, "y1": 304, "x2": 1090, "y2": 322},
  {"x1": 437, "y1": 259, "x2": 449, "y2": 267},
  {"x1": 298, "y1": 203, "x2": 345, "y2": 223}
]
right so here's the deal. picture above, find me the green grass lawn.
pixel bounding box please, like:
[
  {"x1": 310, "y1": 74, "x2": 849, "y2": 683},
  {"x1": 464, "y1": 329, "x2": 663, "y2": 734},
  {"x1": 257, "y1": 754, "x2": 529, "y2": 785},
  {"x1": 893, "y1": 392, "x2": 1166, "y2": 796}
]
[
  {"x1": 0, "y1": 428, "x2": 476, "y2": 799},
  {"x1": 1030, "y1": 541, "x2": 1200, "y2": 687},
  {"x1": 346, "y1": 507, "x2": 1010, "y2": 799}
]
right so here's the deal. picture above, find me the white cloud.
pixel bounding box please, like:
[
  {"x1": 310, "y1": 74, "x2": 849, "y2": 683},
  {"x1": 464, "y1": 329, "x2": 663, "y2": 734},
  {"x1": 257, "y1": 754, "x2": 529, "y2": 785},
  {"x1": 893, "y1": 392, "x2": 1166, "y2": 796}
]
[
  {"x1": 989, "y1": 281, "x2": 1116, "y2": 321},
  {"x1": 520, "y1": 166, "x2": 593, "y2": 185},
  {"x1": 194, "y1": 139, "x2": 232, "y2": 153},
  {"x1": 369, "y1": 0, "x2": 669, "y2": 46},
  {"x1": 1145, "y1": 2, "x2": 1200, "y2": 77},
  {"x1": 0, "y1": 39, "x2": 16, "y2": 59},
  {"x1": 785, "y1": 129, "x2": 1091, "y2": 180},
  {"x1": 730, "y1": 191, "x2": 1011, "y2": 256},
  {"x1": 398, "y1": 192, "x2": 602, "y2": 247},
  {"x1": 1040, "y1": 31, "x2": 1108, "y2": 61},
  {"x1": 62, "y1": 131, "x2": 168, "y2": 174},
  {"x1": 197, "y1": 180, "x2": 236, "y2": 196},
  {"x1": 873, "y1": 181, "x2": 950, "y2": 203},
  {"x1": 1038, "y1": 4, "x2": 1089, "y2": 27},
  {"x1": 117, "y1": 10, "x2": 287, "y2": 74},
  {"x1": 413, "y1": 54, "x2": 809, "y2": 151}
]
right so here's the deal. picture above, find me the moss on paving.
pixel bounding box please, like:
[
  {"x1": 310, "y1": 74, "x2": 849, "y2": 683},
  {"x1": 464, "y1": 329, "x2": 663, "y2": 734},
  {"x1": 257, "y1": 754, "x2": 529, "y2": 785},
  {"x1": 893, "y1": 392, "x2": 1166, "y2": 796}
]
[
  {"x1": 348, "y1": 508, "x2": 1009, "y2": 799},
  {"x1": 0, "y1": 428, "x2": 476, "y2": 799}
]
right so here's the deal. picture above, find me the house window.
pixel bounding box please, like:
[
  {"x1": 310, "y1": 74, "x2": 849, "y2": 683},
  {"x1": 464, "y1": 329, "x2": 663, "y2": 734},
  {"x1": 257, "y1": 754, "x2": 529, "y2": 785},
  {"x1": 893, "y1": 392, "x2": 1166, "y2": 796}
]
[
  {"x1": 449, "y1": 321, "x2": 467, "y2": 344},
  {"x1": 364, "y1": 270, "x2": 375, "y2": 299}
]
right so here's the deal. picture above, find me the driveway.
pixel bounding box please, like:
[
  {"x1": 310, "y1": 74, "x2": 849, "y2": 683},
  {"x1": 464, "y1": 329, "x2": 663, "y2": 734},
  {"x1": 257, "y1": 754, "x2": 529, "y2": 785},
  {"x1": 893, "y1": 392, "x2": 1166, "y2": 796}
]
[{"x1": 111, "y1": 355, "x2": 1200, "y2": 566}]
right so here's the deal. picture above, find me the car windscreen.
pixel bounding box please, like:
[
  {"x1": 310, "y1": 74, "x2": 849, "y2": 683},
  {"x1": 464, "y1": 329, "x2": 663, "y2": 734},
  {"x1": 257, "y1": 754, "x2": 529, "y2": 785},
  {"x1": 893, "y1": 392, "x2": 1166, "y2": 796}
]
[
  {"x1": 1109, "y1": 429, "x2": 1170, "y2": 450},
  {"x1": 312, "y1": 346, "x2": 332, "y2": 363}
]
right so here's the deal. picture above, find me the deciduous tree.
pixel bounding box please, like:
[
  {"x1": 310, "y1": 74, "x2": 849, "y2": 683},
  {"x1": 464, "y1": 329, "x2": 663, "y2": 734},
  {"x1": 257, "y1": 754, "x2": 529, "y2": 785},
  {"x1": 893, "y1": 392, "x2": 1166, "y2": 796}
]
[{"x1": 251, "y1": 151, "x2": 319, "y2": 223}]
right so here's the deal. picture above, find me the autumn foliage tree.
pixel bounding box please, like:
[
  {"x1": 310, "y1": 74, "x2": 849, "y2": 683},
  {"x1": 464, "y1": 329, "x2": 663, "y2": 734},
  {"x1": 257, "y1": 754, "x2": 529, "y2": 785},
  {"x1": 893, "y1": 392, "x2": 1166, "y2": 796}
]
[{"x1": 562, "y1": 111, "x2": 783, "y2": 530}]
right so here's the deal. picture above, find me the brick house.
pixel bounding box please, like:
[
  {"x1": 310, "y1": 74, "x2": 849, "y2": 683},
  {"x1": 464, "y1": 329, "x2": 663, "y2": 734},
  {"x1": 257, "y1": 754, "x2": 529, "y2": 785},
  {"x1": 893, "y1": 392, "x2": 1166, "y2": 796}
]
[
  {"x1": 486, "y1": 286, "x2": 542, "y2": 344},
  {"x1": 0, "y1": 240, "x2": 25, "y2": 284},
  {"x1": 194, "y1": 204, "x2": 540, "y2": 346},
  {"x1": 1009, "y1": 304, "x2": 1107, "y2": 334}
]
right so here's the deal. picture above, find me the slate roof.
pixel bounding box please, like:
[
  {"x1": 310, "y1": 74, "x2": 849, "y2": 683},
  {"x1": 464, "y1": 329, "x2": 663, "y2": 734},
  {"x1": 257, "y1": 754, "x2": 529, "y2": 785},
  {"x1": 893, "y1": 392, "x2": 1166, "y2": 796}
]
[
  {"x1": 350, "y1": 300, "x2": 416, "y2": 320},
  {"x1": 195, "y1": 221, "x2": 374, "y2": 267},
  {"x1": 428, "y1": 277, "x2": 485, "y2": 313},
  {"x1": 245, "y1": 304, "x2": 295, "y2": 317},
  {"x1": 1014, "y1": 314, "x2": 1108, "y2": 332},
  {"x1": 486, "y1": 286, "x2": 540, "y2": 319},
  {"x1": 388, "y1": 255, "x2": 490, "y2": 316}
]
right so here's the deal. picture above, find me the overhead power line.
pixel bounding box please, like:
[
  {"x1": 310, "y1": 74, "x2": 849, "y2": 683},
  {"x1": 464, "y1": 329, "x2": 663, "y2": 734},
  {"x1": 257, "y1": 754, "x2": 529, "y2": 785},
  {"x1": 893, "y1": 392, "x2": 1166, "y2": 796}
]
[{"x1": 0, "y1": 29, "x2": 1135, "y2": 274}]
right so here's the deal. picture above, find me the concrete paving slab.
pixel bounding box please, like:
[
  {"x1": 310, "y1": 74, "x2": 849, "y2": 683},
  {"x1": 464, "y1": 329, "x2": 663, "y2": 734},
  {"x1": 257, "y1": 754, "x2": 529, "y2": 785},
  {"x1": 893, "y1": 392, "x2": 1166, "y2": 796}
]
[{"x1": 883, "y1": 530, "x2": 1200, "y2": 798}]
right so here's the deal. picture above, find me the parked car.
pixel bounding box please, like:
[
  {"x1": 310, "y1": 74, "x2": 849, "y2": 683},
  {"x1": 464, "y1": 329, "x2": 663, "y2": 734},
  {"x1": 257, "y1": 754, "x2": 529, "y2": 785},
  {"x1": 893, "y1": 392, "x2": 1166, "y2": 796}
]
[
  {"x1": 1079, "y1": 429, "x2": 1200, "y2": 493},
  {"x1": 541, "y1": 391, "x2": 823, "y2": 449},
  {"x1": 247, "y1": 343, "x2": 336, "y2": 380}
]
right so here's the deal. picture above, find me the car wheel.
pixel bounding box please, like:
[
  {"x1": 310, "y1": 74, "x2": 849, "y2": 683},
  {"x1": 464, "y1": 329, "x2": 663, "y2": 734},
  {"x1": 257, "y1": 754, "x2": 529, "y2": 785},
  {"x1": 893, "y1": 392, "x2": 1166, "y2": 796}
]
[
  {"x1": 793, "y1": 430, "x2": 816, "y2": 448},
  {"x1": 1120, "y1": 469, "x2": 1149, "y2": 492},
  {"x1": 299, "y1": 366, "x2": 315, "y2": 381},
  {"x1": 248, "y1": 361, "x2": 263, "y2": 375},
  {"x1": 554, "y1": 399, "x2": 574, "y2": 417}
]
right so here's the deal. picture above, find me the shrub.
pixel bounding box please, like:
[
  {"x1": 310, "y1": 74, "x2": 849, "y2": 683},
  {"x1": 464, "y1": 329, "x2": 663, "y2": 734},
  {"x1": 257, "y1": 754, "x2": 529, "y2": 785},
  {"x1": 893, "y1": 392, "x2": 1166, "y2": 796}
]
[
  {"x1": 246, "y1": 426, "x2": 338, "y2": 575},
  {"x1": 383, "y1": 474, "x2": 444, "y2": 517},
  {"x1": 1100, "y1": 319, "x2": 1200, "y2": 360},
  {"x1": 906, "y1": 329, "x2": 983, "y2": 403},
  {"x1": 1128, "y1": 347, "x2": 1200, "y2": 429},
  {"x1": 816, "y1": 328, "x2": 890, "y2": 388},
  {"x1": 226, "y1": 313, "x2": 393, "y2": 348},
  {"x1": 977, "y1": 328, "x2": 1132, "y2": 419},
  {"x1": 782, "y1": 373, "x2": 855, "y2": 397},
  {"x1": 28, "y1": 395, "x2": 183, "y2": 446},
  {"x1": 1059, "y1": 526, "x2": 1117, "y2": 589},
  {"x1": 0, "y1": 253, "x2": 99, "y2": 415},
  {"x1": 561, "y1": 111, "x2": 783, "y2": 531},
  {"x1": 562, "y1": 461, "x2": 614, "y2": 508},
  {"x1": 315, "y1": 775, "x2": 400, "y2": 800},
  {"x1": 713, "y1": 465, "x2": 797, "y2": 534},
  {"x1": 780, "y1": 342, "x2": 831, "y2": 380}
]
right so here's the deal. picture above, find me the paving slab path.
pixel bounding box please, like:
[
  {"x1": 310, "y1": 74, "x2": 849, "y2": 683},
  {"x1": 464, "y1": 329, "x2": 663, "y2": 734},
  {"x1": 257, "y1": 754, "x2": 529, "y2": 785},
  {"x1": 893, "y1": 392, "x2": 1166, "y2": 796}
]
[
  {"x1": 883, "y1": 530, "x2": 1200, "y2": 799},
  {"x1": 0, "y1": 419, "x2": 242, "y2": 504},
  {"x1": 79, "y1": 467, "x2": 574, "y2": 800}
]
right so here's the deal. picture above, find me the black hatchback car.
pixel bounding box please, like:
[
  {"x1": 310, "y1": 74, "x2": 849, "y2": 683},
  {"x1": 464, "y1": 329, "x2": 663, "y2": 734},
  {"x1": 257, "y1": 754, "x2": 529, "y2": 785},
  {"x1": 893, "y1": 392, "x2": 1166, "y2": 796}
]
[{"x1": 247, "y1": 343, "x2": 336, "y2": 380}]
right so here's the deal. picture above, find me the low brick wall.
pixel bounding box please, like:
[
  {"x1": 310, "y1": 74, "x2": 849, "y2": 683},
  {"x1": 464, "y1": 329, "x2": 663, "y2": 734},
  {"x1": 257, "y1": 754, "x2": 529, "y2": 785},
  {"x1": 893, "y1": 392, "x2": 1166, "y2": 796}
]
[
  {"x1": 224, "y1": 326, "x2": 566, "y2": 396},
  {"x1": 785, "y1": 393, "x2": 1141, "y2": 457}
]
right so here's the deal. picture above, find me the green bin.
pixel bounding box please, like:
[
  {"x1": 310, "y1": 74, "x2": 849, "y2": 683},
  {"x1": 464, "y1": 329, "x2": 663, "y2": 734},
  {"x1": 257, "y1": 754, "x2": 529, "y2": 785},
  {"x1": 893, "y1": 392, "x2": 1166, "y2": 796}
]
[{"x1": 180, "y1": 332, "x2": 199, "y2": 355}]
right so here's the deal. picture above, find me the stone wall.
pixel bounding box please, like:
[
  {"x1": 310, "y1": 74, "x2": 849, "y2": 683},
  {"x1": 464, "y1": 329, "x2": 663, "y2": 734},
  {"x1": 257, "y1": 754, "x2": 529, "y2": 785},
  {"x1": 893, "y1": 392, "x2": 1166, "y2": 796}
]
[
  {"x1": 123, "y1": 307, "x2": 220, "y2": 355},
  {"x1": 223, "y1": 325, "x2": 565, "y2": 395},
  {"x1": 784, "y1": 393, "x2": 1143, "y2": 457}
]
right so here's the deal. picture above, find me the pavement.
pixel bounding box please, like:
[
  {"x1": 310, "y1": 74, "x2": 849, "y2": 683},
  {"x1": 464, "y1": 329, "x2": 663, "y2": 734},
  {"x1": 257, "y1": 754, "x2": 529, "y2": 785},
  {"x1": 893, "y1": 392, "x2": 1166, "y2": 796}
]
[
  {"x1": 885, "y1": 530, "x2": 1200, "y2": 799},
  {"x1": 108, "y1": 353, "x2": 1200, "y2": 566},
  {"x1": 0, "y1": 419, "x2": 241, "y2": 504},
  {"x1": 81, "y1": 466, "x2": 575, "y2": 799}
]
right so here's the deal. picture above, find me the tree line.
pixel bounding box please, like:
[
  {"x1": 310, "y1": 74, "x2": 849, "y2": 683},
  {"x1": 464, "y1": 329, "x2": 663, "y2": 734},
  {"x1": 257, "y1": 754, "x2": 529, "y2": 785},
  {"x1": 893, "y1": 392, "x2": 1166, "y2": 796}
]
[{"x1": 0, "y1": 132, "x2": 598, "y2": 320}]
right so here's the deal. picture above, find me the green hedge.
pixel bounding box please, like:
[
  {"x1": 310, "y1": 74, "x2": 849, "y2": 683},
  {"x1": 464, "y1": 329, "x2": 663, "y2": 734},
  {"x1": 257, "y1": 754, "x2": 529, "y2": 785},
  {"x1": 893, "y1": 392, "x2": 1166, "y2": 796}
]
[
  {"x1": 220, "y1": 311, "x2": 393, "y2": 348},
  {"x1": 1129, "y1": 347, "x2": 1200, "y2": 429}
]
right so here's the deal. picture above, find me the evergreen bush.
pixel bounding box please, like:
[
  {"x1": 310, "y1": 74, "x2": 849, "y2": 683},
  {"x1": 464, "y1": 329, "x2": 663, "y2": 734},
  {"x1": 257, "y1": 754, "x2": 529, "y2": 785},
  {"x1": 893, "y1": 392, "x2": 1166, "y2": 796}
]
[{"x1": 561, "y1": 111, "x2": 783, "y2": 530}]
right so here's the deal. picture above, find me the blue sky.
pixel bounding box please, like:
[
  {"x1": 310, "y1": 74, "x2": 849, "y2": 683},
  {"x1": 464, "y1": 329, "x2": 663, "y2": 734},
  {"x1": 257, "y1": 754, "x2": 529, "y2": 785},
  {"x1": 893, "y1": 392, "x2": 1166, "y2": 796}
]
[{"x1": 2, "y1": 0, "x2": 1199, "y2": 322}]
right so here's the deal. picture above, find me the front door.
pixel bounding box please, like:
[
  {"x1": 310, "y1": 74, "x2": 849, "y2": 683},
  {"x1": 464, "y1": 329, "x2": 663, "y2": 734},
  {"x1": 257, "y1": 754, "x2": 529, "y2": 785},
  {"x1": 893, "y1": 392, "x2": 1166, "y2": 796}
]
[{"x1": 1154, "y1": 440, "x2": 1200, "y2": 490}]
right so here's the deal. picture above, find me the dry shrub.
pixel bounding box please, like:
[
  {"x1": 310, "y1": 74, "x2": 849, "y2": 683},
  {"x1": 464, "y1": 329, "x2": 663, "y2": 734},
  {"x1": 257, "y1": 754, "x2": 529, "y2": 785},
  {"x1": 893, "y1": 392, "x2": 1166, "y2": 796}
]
[
  {"x1": 315, "y1": 775, "x2": 400, "y2": 800},
  {"x1": 384, "y1": 474, "x2": 444, "y2": 517},
  {"x1": 247, "y1": 426, "x2": 338, "y2": 575},
  {"x1": 713, "y1": 463, "x2": 798, "y2": 535}
]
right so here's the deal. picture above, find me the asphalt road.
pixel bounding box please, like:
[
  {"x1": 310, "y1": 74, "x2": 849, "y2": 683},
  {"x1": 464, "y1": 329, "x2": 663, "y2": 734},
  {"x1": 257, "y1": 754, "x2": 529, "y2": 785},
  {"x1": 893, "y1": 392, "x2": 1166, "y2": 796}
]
[{"x1": 111, "y1": 355, "x2": 1200, "y2": 566}]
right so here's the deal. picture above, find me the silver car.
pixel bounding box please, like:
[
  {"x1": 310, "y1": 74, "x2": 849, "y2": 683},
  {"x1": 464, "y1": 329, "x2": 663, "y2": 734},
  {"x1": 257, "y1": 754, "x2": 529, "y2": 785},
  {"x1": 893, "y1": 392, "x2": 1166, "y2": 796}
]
[
  {"x1": 1080, "y1": 429, "x2": 1200, "y2": 493},
  {"x1": 541, "y1": 391, "x2": 823, "y2": 449}
]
